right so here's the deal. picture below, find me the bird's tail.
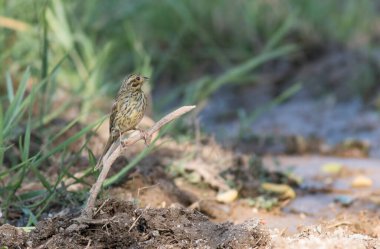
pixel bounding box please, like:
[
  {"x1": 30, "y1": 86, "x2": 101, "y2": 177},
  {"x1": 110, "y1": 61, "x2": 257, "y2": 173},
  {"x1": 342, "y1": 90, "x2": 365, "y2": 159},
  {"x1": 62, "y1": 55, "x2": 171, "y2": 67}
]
[{"x1": 95, "y1": 136, "x2": 116, "y2": 170}]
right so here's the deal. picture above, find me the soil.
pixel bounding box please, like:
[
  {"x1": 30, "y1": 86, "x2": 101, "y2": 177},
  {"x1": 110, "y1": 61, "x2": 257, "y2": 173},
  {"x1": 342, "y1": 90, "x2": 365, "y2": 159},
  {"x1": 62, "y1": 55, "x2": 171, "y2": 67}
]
[
  {"x1": 1, "y1": 199, "x2": 269, "y2": 249},
  {"x1": 2, "y1": 199, "x2": 380, "y2": 248}
]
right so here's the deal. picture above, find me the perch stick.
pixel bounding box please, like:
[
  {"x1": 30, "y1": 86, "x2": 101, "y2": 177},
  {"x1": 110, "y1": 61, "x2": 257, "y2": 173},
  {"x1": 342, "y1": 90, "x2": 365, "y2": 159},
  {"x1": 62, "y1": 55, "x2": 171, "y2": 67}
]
[{"x1": 82, "y1": 105, "x2": 196, "y2": 218}]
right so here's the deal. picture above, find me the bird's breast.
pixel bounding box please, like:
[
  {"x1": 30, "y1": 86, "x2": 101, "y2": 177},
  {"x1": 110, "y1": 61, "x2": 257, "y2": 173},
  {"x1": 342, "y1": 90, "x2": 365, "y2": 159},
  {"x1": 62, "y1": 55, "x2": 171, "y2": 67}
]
[{"x1": 115, "y1": 91, "x2": 147, "y2": 131}]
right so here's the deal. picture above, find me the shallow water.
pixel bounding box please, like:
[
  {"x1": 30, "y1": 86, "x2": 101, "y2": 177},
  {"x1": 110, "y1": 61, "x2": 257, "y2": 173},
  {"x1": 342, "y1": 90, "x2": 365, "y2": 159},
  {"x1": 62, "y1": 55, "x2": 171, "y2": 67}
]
[
  {"x1": 202, "y1": 93, "x2": 380, "y2": 157},
  {"x1": 262, "y1": 155, "x2": 380, "y2": 232}
]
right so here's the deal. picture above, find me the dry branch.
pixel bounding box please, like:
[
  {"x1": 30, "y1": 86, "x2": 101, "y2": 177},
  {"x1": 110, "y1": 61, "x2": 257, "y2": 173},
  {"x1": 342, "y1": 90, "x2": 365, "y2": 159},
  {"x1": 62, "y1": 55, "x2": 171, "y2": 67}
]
[{"x1": 82, "y1": 105, "x2": 196, "y2": 218}]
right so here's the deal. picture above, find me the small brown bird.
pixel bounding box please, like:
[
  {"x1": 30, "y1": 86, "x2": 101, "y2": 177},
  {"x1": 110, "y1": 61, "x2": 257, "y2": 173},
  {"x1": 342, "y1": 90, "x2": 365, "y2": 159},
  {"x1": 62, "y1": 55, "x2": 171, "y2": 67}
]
[{"x1": 95, "y1": 74, "x2": 148, "y2": 169}]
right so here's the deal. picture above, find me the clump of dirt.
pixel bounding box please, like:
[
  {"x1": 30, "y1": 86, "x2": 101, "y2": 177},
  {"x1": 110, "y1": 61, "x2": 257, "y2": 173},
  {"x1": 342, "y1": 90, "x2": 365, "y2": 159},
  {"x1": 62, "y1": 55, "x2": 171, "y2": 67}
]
[
  {"x1": 0, "y1": 224, "x2": 28, "y2": 248},
  {"x1": 111, "y1": 169, "x2": 197, "y2": 208},
  {"x1": 24, "y1": 199, "x2": 270, "y2": 248}
]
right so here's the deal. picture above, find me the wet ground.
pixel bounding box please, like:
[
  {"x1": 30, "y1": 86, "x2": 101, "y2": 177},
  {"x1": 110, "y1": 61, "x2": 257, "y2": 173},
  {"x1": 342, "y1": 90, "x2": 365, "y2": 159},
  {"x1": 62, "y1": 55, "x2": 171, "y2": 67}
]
[
  {"x1": 201, "y1": 50, "x2": 380, "y2": 158},
  {"x1": 203, "y1": 93, "x2": 380, "y2": 157},
  {"x1": 262, "y1": 156, "x2": 380, "y2": 232}
]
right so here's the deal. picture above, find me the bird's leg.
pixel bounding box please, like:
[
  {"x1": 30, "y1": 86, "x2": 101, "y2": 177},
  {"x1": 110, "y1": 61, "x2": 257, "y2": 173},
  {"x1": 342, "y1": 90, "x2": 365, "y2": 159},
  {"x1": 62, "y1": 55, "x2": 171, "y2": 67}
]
[
  {"x1": 116, "y1": 128, "x2": 127, "y2": 149},
  {"x1": 119, "y1": 130, "x2": 124, "y2": 148}
]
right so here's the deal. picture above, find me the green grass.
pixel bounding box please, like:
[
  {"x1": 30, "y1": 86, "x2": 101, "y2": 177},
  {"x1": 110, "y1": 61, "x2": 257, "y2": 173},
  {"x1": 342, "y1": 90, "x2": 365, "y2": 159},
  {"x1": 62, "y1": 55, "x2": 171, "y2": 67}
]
[
  {"x1": 0, "y1": 0, "x2": 379, "y2": 224},
  {"x1": 0, "y1": 68, "x2": 106, "y2": 223}
]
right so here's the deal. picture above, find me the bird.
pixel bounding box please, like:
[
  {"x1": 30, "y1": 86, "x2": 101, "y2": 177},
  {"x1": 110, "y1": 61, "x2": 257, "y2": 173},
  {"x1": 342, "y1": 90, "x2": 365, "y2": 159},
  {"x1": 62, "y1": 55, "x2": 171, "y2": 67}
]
[{"x1": 95, "y1": 74, "x2": 148, "y2": 170}]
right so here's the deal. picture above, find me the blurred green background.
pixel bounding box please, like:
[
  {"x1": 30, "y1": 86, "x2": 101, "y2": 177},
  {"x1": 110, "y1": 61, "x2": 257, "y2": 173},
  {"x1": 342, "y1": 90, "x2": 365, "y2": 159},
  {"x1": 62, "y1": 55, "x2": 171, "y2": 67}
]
[{"x1": 1, "y1": 0, "x2": 380, "y2": 225}]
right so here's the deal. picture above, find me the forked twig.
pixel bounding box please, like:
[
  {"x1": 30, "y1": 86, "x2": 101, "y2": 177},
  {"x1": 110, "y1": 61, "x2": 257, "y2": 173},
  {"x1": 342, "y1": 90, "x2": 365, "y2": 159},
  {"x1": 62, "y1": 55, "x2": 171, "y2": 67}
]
[{"x1": 82, "y1": 105, "x2": 196, "y2": 218}]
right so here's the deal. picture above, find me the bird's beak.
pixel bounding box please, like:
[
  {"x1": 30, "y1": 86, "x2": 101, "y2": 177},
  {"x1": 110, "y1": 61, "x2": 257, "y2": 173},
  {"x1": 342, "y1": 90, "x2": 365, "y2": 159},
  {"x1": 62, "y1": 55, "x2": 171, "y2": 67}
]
[{"x1": 143, "y1": 76, "x2": 149, "y2": 80}]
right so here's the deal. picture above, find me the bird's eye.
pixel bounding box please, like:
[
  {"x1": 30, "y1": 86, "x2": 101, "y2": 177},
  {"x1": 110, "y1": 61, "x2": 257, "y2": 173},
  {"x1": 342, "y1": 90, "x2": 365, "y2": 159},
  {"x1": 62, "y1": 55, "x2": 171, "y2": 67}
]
[{"x1": 136, "y1": 76, "x2": 141, "y2": 81}]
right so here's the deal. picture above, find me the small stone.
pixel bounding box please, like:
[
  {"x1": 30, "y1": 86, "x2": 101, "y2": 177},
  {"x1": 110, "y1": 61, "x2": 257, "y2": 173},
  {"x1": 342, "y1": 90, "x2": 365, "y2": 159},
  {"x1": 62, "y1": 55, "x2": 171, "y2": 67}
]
[
  {"x1": 351, "y1": 175, "x2": 372, "y2": 188},
  {"x1": 334, "y1": 195, "x2": 355, "y2": 207},
  {"x1": 216, "y1": 189, "x2": 239, "y2": 203},
  {"x1": 321, "y1": 162, "x2": 343, "y2": 174}
]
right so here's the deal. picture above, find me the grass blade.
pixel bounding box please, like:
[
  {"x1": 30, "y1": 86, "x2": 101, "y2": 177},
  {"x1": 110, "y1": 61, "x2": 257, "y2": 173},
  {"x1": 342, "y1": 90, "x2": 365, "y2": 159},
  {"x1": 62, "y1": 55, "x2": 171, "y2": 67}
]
[{"x1": 5, "y1": 72, "x2": 14, "y2": 102}]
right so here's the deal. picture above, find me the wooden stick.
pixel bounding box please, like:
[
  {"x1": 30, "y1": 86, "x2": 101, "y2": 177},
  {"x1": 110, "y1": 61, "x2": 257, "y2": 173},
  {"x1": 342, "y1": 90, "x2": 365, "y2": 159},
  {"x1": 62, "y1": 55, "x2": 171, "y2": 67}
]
[{"x1": 82, "y1": 105, "x2": 196, "y2": 218}]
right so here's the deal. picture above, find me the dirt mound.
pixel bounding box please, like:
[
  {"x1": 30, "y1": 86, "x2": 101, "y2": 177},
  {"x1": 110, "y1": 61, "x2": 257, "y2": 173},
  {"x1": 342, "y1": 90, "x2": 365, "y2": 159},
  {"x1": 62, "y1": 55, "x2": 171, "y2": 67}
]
[
  {"x1": 0, "y1": 224, "x2": 28, "y2": 248},
  {"x1": 1, "y1": 199, "x2": 269, "y2": 248}
]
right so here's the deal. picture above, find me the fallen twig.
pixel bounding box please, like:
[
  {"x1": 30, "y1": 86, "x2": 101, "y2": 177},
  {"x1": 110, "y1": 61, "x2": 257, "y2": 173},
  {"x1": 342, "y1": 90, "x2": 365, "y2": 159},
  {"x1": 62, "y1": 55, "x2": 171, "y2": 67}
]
[
  {"x1": 129, "y1": 205, "x2": 150, "y2": 232},
  {"x1": 82, "y1": 105, "x2": 196, "y2": 218}
]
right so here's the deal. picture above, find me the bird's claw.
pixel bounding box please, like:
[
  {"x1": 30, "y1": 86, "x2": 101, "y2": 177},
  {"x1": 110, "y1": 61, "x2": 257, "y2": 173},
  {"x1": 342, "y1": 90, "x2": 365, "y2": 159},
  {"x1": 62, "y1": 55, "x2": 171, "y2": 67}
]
[
  {"x1": 142, "y1": 131, "x2": 152, "y2": 146},
  {"x1": 121, "y1": 140, "x2": 127, "y2": 148},
  {"x1": 136, "y1": 128, "x2": 151, "y2": 146}
]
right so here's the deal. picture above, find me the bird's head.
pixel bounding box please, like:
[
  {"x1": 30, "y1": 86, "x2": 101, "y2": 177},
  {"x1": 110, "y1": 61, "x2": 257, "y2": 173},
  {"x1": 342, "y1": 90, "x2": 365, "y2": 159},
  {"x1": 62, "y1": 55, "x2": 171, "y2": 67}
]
[{"x1": 122, "y1": 74, "x2": 148, "y2": 91}]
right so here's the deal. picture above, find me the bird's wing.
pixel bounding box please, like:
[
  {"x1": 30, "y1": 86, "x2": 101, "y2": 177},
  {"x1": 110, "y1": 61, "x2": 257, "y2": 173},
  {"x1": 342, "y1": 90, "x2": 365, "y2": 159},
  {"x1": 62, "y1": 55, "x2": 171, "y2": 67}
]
[{"x1": 109, "y1": 101, "x2": 118, "y2": 133}]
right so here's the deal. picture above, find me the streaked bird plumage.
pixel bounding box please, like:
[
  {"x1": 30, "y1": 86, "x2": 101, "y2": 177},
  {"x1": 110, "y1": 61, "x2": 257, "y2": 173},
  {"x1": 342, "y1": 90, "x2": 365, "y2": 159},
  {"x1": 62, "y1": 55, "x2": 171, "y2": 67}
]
[{"x1": 95, "y1": 74, "x2": 148, "y2": 169}]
